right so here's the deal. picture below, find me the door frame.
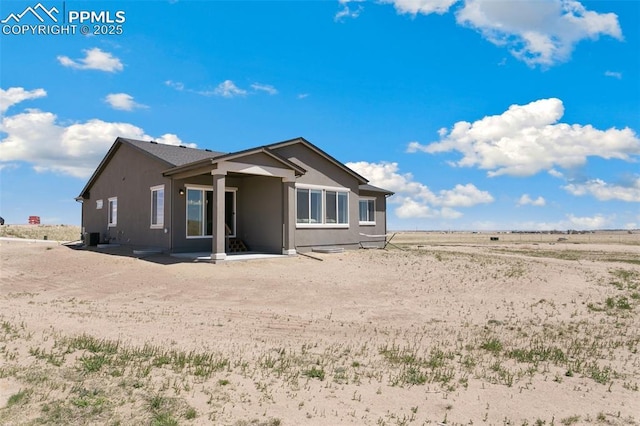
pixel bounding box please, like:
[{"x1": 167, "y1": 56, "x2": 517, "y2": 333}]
[{"x1": 225, "y1": 187, "x2": 237, "y2": 238}]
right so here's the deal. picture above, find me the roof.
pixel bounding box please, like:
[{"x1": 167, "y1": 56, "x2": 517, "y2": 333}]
[
  {"x1": 122, "y1": 138, "x2": 224, "y2": 166},
  {"x1": 78, "y1": 136, "x2": 393, "y2": 198},
  {"x1": 77, "y1": 137, "x2": 225, "y2": 199},
  {"x1": 359, "y1": 184, "x2": 395, "y2": 195},
  {"x1": 163, "y1": 145, "x2": 306, "y2": 177}
]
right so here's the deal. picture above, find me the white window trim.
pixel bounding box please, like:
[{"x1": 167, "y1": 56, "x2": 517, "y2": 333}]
[
  {"x1": 295, "y1": 184, "x2": 349, "y2": 229},
  {"x1": 107, "y1": 197, "x2": 117, "y2": 227},
  {"x1": 296, "y1": 183, "x2": 348, "y2": 192},
  {"x1": 186, "y1": 184, "x2": 213, "y2": 191},
  {"x1": 150, "y1": 184, "x2": 165, "y2": 229},
  {"x1": 359, "y1": 197, "x2": 376, "y2": 226}
]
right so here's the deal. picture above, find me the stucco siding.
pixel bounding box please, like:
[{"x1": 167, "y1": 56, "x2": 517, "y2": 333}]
[
  {"x1": 271, "y1": 143, "x2": 369, "y2": 250},
  {"x1": 81, "y1": 144, "x2": 171, "y2": 249},
  {"x1": 357, "y1": 190, "x2": 390, "y2": 248},
  {"x1": 233, "y1": 152, "x2": 288, "y2": 169},
  {"x1": 271, "y1": 144, "x2": 357, "y2": 190},
  {"x1": 237, "y1": 176, "x2": 283, "y2": 253}
]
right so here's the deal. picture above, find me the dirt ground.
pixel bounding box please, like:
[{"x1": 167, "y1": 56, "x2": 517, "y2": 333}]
[{"x1": 1, "y1": 234, "x2": 639, "y2": 425}]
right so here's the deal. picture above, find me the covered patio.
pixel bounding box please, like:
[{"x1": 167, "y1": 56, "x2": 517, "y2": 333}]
[{"x1": 164, "y1": 147, "x2": 306, "y2": 263}]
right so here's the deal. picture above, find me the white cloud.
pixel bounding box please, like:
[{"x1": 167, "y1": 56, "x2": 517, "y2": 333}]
[
  {"x1": 335, "y1": 0, "x2": 364, "y2": 21},
  {"x1": 251, "y1": 83, "x2": 278, "y2": 95},
  {"x1": 604, "y1": 70, "x2": 622, "y2": 79},
  {"x1": 164, "y1": 80, "x2": 185, "y2": 91},
  {"x1": 517, "y1": 194, "x2": 546, "y2": 206},
  {"x1": 439, "y1": 183, "x2": 495, "y2": 207},
  {"x1": 408, "y1": 98, "x2": 640, "y2": 177},
  {"x1": 382, "y1": 0, "x2": 458, "y2": 15},
  {"x1": 455, "y1": 0, "x2": 622, "y2": 67},
  {"x1": 563, "y1": 177, "x2": 640, "y2": 202},
  {"x1": 346, "y1": 161, "x2": 493, "y2": 219},
  {"x1": 57, "y1": 48, "x2": 124, "y2": 72},
  {"x1": 297, "y1": 93, "x2": 309, "y2": 99},
  {"x1": 0, "y1": 87, "x2": 46, "y2": 113},
  {"x1": 104, "y1": 93, "x2": 147, "y2": 111},
  {"x1": 548, "y1": 168, "x2": 564, "y2": 179},
  {"x1": 214, "y1": 80, "x2": 247, "y2": 98},
  {"x1": 166, "y1": 80, "x2": 251, "y2": 98},
  {"x1": 566, "y1": 213, "x2": 611, "y2": 229},
  {"x1": 0, "y1": 88, "x2": 191, "y2": 178},
  {"x1": 380, "y1": 0, "x2": 622, "y2": 67},
  {"x1": 154, "y1": 134, "x2": 188, "y2": 147}
]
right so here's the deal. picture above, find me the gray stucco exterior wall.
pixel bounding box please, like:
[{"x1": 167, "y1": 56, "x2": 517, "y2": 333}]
[
  {"x1": 271, "y1": 143, "x2": 380, "y2": 251},
  {"x1": 81, "y1": 144, "x2": 172, "y2": 249},
  {"x1": 80, "y1": 138, "x2": 393, "y2": 255},
  {"x1": 238, "y1": 175, "x2": 283, "y2": 253},
  {"x1": 357, "y1": 190, "x2": 390, "y2": 248}
]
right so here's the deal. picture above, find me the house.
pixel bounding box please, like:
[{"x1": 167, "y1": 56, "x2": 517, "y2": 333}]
[{"x1": 76, "y1": 137, "x2": 393, "y2": 261}]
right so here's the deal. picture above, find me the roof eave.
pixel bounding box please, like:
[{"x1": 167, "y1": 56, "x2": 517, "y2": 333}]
[
  {"x1": 162, "y1": 158, "x2": 217, "y2": 177},
  {"x1": 77, "y1": 137, "x2": 180, "y2": 199},
  {"x1": 163, "y1": 147, "x2": 306, "y2": 177},
  {"x1": 76, "y1": 137, "x2": 124, "y2": 199}
]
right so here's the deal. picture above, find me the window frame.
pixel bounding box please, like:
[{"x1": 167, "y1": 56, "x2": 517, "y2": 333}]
[
  {"x1": 359, "y1": 197, "x2": 376, "y2": 226},
  {"x1": 295, "y1": 184, "x2": 349, "y2": 228},
  {"x1": 150, "y1": 185, "x2": 165, "y2": 229},
  {"x1": 107, "y1": 197, "x2": 117, "y2": 227},
  {"x1": 185, "y1": 185, "x2": 212, "y2": 239}
]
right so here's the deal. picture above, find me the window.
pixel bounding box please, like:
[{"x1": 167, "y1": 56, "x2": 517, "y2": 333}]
[
  {"x1": 150, "y1": 185, "x2": 164, "y2": 228},
  {"x1": 296, "y1": 185, "x2": 348, "y2": 227},
  {"x1": 296, "y1": 189, "x2": 309, "y2": 223},
  {"x1": 186, "y1": 187, "x2": 213, "y2": 237},
  {"x1": 311, "y1": 190, "x2": 322, "y2": 223},
  {"x1": 108, "y1": 197, "x2": 117, "y2": 227},
  {"x1": 359, "y1": 198, "x2": 375, "y2": 225},
  {"x1": 338, "y1": 192, "x2": 348, "y2": 224}
]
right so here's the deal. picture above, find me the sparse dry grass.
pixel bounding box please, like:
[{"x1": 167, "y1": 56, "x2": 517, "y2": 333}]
[
  {"x1": 1, "y1": 236, "x2": 639, "y2": 425},
  {"x1": 392, "y1": 230, "x2": 640, "y2": 246},
  {"x1": 0, "y1": 225, "x2": 81, "y2": 242}
]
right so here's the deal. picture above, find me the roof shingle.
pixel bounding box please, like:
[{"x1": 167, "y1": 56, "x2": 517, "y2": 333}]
[{"x1": 122, "y1": 138, "x2": 224, "y2": 166}]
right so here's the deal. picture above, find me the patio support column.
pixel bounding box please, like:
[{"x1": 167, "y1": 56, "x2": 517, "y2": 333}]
[
  {"x1": 211, "y1": 171, "x2": 227, "y2": 263},
  {"x1": 282, "y1": 178, "x2": 296, "y2": 255}
]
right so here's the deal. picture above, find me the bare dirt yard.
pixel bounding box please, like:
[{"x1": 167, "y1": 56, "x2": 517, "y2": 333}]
[{"x1": 1, "y1": 231, "x2": 639, "y2": 425}]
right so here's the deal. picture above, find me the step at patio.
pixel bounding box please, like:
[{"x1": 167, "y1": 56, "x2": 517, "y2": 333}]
[{"x1": 228, "y1": 238, "x2": 248, "y2": 253}]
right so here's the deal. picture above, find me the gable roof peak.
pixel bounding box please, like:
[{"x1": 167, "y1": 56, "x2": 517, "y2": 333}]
[{"x1": 265, "y1": 137, "x2": 369, "y2": 184}]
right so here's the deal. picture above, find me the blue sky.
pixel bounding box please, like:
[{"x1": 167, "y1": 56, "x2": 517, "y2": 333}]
[{"x1": 1, "y1": 0, "x2": 638, "y2": 230}]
